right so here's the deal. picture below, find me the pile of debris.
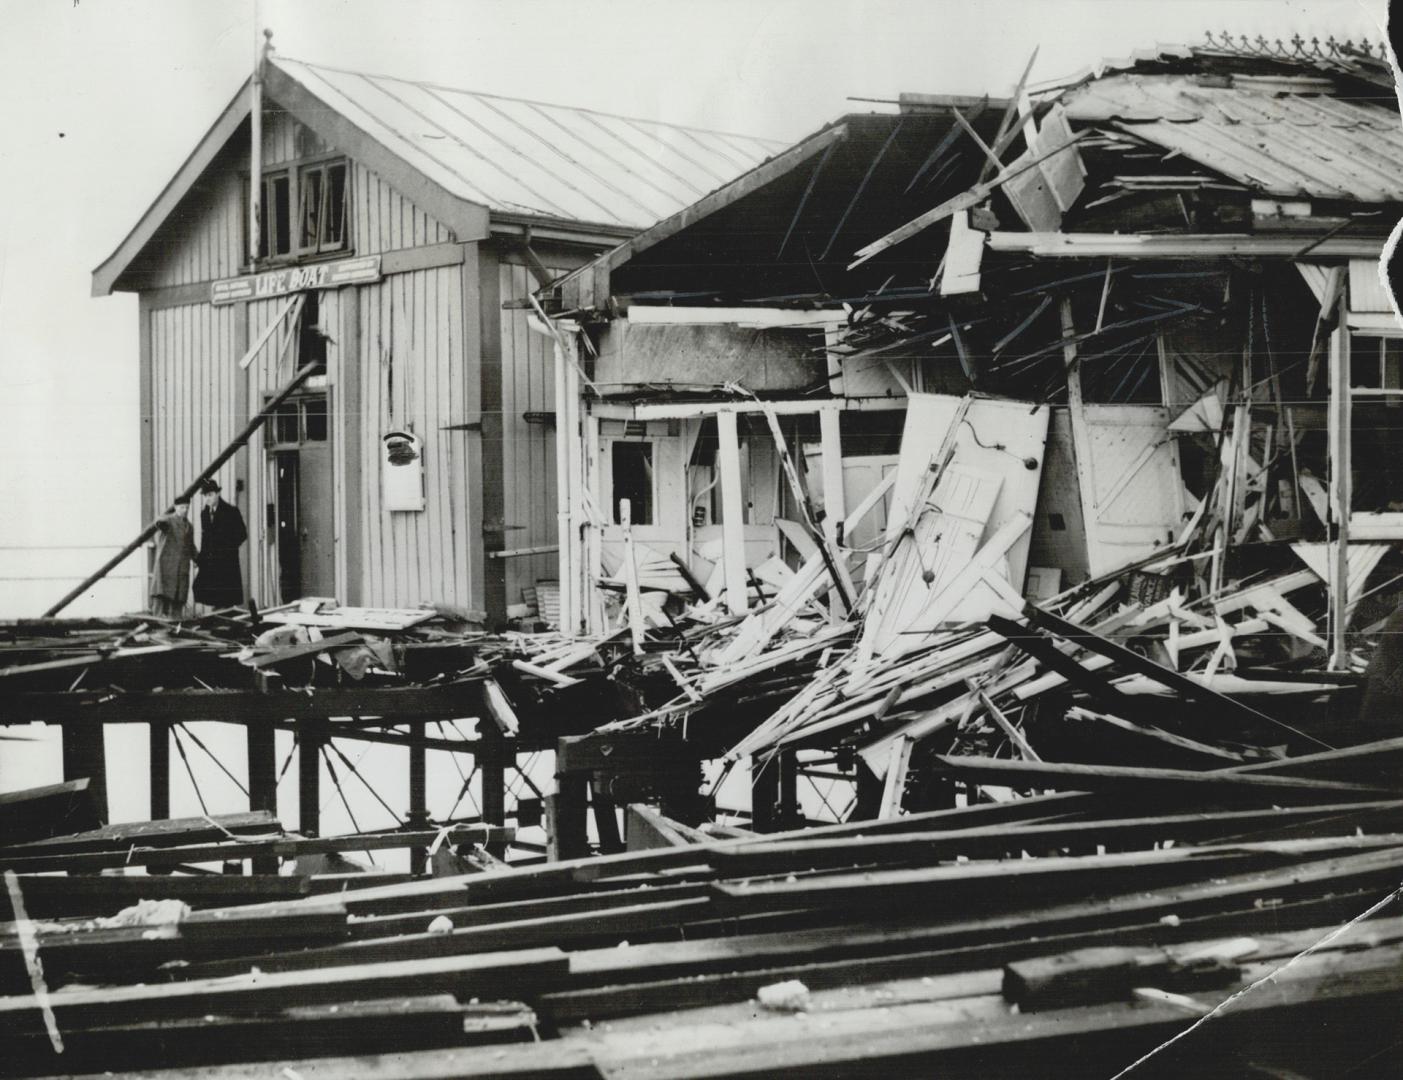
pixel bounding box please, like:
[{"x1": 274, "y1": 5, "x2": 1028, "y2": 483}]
[{"x1": 4, "y1": 744, "x2": 1403, "y2": 1075}]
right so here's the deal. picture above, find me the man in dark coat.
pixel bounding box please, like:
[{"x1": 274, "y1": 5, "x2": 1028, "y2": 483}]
[
  {"x1": 150, "y1": 496, "x2": 196, "y2": 618},
  {"x1": 193, "y1": 479, "x2": 247, "y2": 610}
]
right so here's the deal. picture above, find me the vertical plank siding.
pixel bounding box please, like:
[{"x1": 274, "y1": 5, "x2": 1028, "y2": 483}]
[
  {"x1": 352, "y1": 264, "x2": 469, "y2": 608},
  {"x1": 147, "y1": 167, "x2": 245, "y2": 289},
  {"x1": 497, "y1": 261, "x2": 566, "y2": 606},
  {"x1": 353, "y1": 163, "x2": 454, "y2": 255},
  {"x1": 147, "y1": 303, "x2": 238, "y2": 545}
]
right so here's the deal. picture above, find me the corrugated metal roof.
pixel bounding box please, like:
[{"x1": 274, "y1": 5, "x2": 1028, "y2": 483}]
[
  {"x1": 1061, "y1": 73, "x2": 1403, "y2": 202},
  {"x1": 273, "y1": 57, "x2": 786, "y2": 230}
]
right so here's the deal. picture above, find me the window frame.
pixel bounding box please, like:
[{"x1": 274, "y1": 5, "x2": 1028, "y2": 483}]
[
  {"x1": 607, "y1": 438, "x2": 657, "y2": 527},
  {"x1": 249, "y1": 153, "x2": 352, "y2": 266}
]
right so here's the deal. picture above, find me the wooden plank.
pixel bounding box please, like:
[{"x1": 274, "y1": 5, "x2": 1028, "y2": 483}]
[
  {"x1": 625, "y1": 804, "x2": 701, "y2": 851},
  {"x1": 708, "y1": 837, "x2": 1401, "y2": 915},
  {"x1": 933, "y1": 756, "x2": 1396, "y2": 802},
  {"x1": 0, "y1": 683, "x2": 487, "y2": 726},
  {"x1": 184, "y1": 898, "x2": 709, "y2": 979},
  {"x1": 988, "y1": 231, "x2": 1384, "y2": 259},
  {"x1": 380, "y1": 239, "x2": 466, "y2": 276},
  {"x1": 582, "y1": 939, "x2": 1403, "y2": 1078},
  {"x1": 0, "y1": 824, "x2": 512, "y2": 874},
  {"x1": 2, "y1": 810, "x2": 279, "y2": 856},
  {"x1": 1, "y1": 995, "x2": 531, "y2": 1077},
  {"x1": 1022, "y1": 605, "x2": 1332, "y2": 748},
  {"x1": 0, "y1": 946, "x2": 566, "y2": 1034},
  {"x1": 547, "y1": 851, "x2": 1403, "y2": 1023},
  {"x1": 712, "y1": 800, "x2": 1403, "y2": 876},
  {"x1": 0, "y1": 872, "x2": 317, "y2": 919},
  {"x1": 346, "y1": 881, "x2": 711, "y2": 940},
  {"x1": 0, "y1": 780, "x2": 101, "y2": 846}
]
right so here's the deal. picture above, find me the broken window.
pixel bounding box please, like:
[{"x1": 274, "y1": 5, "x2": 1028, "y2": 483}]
[
  {"x1": 611, "y1": 441, "x2": 654, "y2": 525},
  {"x1": 298, "y1": 160, "x2": 348, "y2": 254},
  {"x1": 1349, "y1": 335, "x2": 1403, "y2": 512},
  {"x1": 261, "y1": 172, "x2": 292, "y2": 258},
  {"x1": 303, "y1": 397, "x2": 328, "y2": 442},
  {"x1": 268, "y1": 396, "x2": 329, "y2": 448},
  {"x1": 256, "y1": 159, "x2": 350, "y2": 261}
]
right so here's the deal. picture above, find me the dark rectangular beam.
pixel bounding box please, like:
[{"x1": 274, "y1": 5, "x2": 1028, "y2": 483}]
[
  {"x1": 0, "y1": 824, "x2": 514, "y2": 875},
  {"x1": 1, "y1": 683, "x2": 487, "y2": 726}
]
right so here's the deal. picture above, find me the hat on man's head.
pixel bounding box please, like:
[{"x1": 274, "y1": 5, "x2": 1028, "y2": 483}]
[{"x1": 198, "y1": 479, "x2": 221, "y2": 494}]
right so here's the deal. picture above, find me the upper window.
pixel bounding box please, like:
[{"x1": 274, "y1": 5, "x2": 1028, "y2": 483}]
[{"x1": 256, "y1": 159, "x2": 350, "y2": 262}]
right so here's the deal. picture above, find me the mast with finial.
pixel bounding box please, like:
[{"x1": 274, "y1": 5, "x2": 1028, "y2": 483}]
[{"x1": 249, "y1": 27, "x2": 274, "y2": 267}]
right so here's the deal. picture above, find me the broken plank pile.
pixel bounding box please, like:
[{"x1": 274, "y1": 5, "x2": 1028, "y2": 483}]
[
  {"x1": 571, "y1": 387, "x2": 1391, "y2": 832},
  {"x1": 0, "y1": 785, "x2": 510, "y2": 917},
  {"x1": 4, "y1": 750, "x2": 1403, "y2": 1076}
]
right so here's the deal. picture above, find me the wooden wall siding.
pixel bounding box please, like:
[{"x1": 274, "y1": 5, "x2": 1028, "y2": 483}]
[
  {"x1": 498, "y1": 261, "x2": 565, "y2": 606},
  {"x1": 261, "y1": 107, "x2": 323, "y2": 167},
  {"x1": 352, "y1": 163, "x2": 455, "y2": 255},
  {"x1": 353, "y1": 265, "x2": 470, "y2": 608},
  {"x1": 147, "y1": 168, "x2": 246, "y2": 289},
  {"x1": 148, "y1": 302, "x2": 238, "y2": 550}
]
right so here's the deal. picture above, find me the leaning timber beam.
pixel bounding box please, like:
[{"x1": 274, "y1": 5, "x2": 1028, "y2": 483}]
[{"x1": 45, "y1": 360, "x2": 324, "y2": 617}]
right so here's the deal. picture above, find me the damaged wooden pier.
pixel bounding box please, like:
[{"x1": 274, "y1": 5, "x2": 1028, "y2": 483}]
[{"x1": 5, "y1": 29, "x2": 1403, "y2": 1080}]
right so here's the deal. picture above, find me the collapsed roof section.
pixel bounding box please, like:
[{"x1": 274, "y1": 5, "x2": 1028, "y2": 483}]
[{"x1": 545, "y1": 35, "x2": 1400, "y2": 328}]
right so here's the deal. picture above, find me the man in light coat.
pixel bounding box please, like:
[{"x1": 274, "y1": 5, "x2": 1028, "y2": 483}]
[{"x1": 149, "y1": 496, "x2": 196, "y2": 618}]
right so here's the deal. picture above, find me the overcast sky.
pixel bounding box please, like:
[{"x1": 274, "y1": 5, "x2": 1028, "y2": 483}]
[{"x1": 0, "y1": 0, "x2": 1390, "y2": 617}]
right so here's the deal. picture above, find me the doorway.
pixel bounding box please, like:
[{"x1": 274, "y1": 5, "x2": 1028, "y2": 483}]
[{"x1": 267, "y1": 393, "x2": 334, "y2": 601}]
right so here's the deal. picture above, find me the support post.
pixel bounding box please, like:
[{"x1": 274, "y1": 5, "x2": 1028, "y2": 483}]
[
  {"x1": 716, "y1": 410, "x2": 748, "y2": 613},
  {"x1": 339, "y1": 287, "x2": 363, "y2": 605},
  {"x1": 480, "y1": 733, "x2": 507, "y2": 855},
  {"x1": 60, "y1": 721, "x2": 108, "y2": 823},
  {"x1": 590, "y1": 780, "x2": 623, "y2": 854},
  {"x1": 298, "y1": 732, "x2": 323, "y2": 836},
  {"x1": 247, "y1": 719, "x2": 277, "y2": 873},
  {"x1": 819, "y1": 408, "x2": 846, "y2": 543},
  {"x1": 407, "y1": 721, "x2": 429, "y2": 874},
  {"x1": 553, "y1": 333, "x2": 574, "y2": 635},
  {"x1": 148, "y1": 721, "x2": 170, "y2": 821},
  {"x1": 750, "y1": 750, "x2": 799, "y2": 832},
  {"x1": 584, "y1": 410, "x2": 604, "y2": 634},
  {"x1": 1328, "y1": 296, "x2": 1352, "y2": 669},
  {"x1": 1060, "y1": 299, "x2": 1101, "y2": 578},
  {"x1": 546, "y1": 774, "x2": 589, "y2": 861}
]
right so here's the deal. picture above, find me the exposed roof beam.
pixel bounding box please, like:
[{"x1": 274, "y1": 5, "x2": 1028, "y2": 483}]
[
  {"x1": 986, "y1": 231, "x2": 1386, "y2": 259},
  {"x1": 559, "y1": 123, "x2": 850, "y2": 310},
  {"x1": 624, "y1": 306, "x2": 847, "y2": 328}
]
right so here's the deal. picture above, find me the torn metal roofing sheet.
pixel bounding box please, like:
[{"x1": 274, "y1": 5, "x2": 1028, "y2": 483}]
[
  {"x1": 273, "y1": 57, "x2": 787, "y2": 230},
  {"x1": 1060, "y1": 74, "x2": 1403, "y2": 202}
]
